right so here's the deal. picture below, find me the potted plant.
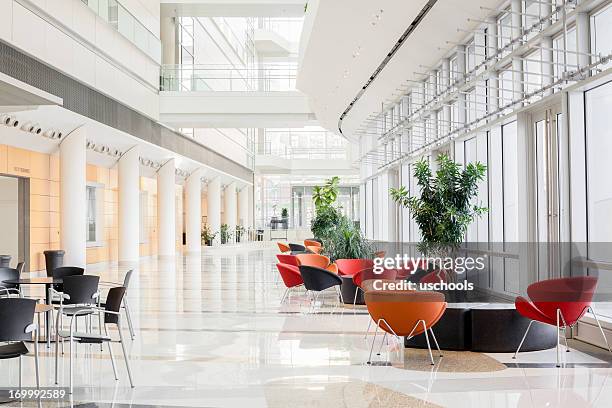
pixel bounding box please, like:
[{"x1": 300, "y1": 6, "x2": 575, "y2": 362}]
[
  {"x1": 390, "y1": 154, "x2": 487, "y2": 284},
  {"x1": 235, "y1": 225, "x2": 244, "y2": 242},
  {"x1": 201, "y1": 224, "x2": 217, "y2": 246},
  {"x1": 220, "y1": 223, "x2": 234, "y2": 244},
  {"x1": 311, "y1": 176, "x2": 343, "y2": 241}
]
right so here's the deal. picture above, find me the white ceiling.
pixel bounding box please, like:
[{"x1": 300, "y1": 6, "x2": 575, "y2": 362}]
[{"x1": 297, "y1": 0, "x2": 502, "y2": 140}]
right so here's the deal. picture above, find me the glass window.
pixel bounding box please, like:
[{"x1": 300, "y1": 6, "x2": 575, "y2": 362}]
[
  {"x1": 117, "y1": 4, "x2": 135, "y2": 42},
  {"x1": 498, "y1": 10, "x2": 513, "y2": 57},
  {"x1": 586, "y1": 81, "x2": 612, "y2": 263},
  {"x1": 524, "y1": 49, "x2": 542, "y2": 97},
  {"x1": 553, "y1": 27, "x2": 577, "y2": 80},
  {"x1": 591, "y1": 4, "x2": 612, "y2": 70},
  {"x1": 86, "y1": 186, "x2": 97, "y2": 243}
]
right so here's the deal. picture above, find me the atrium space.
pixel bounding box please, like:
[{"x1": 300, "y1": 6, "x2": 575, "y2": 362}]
[{"x1": 1, "y1": 0, "x2": 612, "y2": 407}]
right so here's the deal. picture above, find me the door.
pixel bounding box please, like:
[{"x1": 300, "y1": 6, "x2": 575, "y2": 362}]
[{"x1": 533, "y1": 105, "x2": 563, "y2": 280}]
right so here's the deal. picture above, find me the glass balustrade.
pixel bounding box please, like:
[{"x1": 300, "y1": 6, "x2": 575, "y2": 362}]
[
  {"x1": 160, "y1": 64, "x2": 298, "y2": 92},
  {"x1": 81, "y1": 0, "x2": 161, "y2": 62}
]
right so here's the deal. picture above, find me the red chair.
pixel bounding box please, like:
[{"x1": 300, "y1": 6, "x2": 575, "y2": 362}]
[
  {"x1": 276, "y1": 264, "x2": 304, "y2": 303},
  {"x1": 352, "y1": 268, "x2": 398, "y2": 305},
  {"x1": 335, "y1": 259, "x2": 374, "y2": 276},
  {"x1": 276, "y1": 254, "x2": 299, "y2": 266},
  {"x1": 514, "y1": 276, "x2": 611, "y2": 366},
  {"x1": 419, "y1": 270, "x2": 450, "y2": 285},
  {"x1": 396, "y1": 259, "x2": 429, "y2": 279}
]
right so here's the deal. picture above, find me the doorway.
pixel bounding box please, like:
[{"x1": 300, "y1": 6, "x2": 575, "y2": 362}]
[{"x1": 0, "y1": 175, "x2": 29, "y2": 269}]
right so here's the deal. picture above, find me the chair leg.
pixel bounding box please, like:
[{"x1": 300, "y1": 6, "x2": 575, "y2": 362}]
[
  {"x1": 589, "y1": 306, "x2": 612, "y2": 354},
  {"x1": 353, "y1": 287, "x2": 359, "y2": 306},
  {"x1": 280, "y1": 287, "x2": 290, "y2": 303},
  {"x1": 19, "y1": 355, "x2": 22, "y2": 391},
  {"x1": 367, "y1": 319, "x2": 381, "y2": 364},
  {"x1": 124, "y1": 298, "x2": 136, "y2": 340},
  {"x1": 421, "y1": 320, "x2": 435, "y2": 365},
  {"x1": 563, "y1": 327, "x2": 570, "y2": 352},
  {"x1": 34, "y1": 331, "x2": 40, "y2": 390},
  {"x1": 377, "y1": 332, "x2": 387, "y2": 356},
  {"x1": 69, "y1": 334, "x2": 74, "y2": 394},
  {"x1": 55, "y1": 312, "x2": 60, "y2": 385},
  {"x1": 118, "y1": 322, "x2": 135, "y2": 388},
  {"x1": 556, "y1": 309, "x2": 561, "y2": 367},
  {"x1": 104, "y1": 324, "x2": 119, "y2": 381},
  {"x1": 513, "y1": 320, "x2": 533, "y2": 360},
  {"x1": 337, "y1": 285, "x2": 344, "y2": 304},
  {"x1": 364, "y1": 319, "x2": 372, "y2": 339},
  {"x1": 429, "y1": 328, "x2": 443, "y2": 357}
]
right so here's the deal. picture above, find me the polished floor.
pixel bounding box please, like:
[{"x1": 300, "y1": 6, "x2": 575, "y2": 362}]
[{"x1": 4, "y1": 243, "x2": 612, "y2": 407}]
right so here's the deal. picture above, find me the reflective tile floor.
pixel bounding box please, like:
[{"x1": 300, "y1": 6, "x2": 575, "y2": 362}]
[{"x1": 4, "y1": 243, "x2": 612, "y2": 407}]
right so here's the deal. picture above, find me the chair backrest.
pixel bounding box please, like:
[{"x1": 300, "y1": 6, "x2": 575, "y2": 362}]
[
  {"x1": 365, "y1": 290, "x2": 447, "y2": 337},
  {"x1": 277, "y1": 242, "x2": 291, "y2": 253},
  {"x1": 276, "y1": 254, "x2": 299, "y2": 266},
  {"x1": 62, "y1": 275, "x2": 100, "y2": 305},
  {"x1": 298, "y1": 265, "x2": 342, "y2": 292},
  {"x1": 335, "y1": 259, "x2": 374, "y2": 276},
  {"x1": 104, "y1": 287, "x2": 126, "y2": 325},
  {"x1": 52, "y1": 266, "x2": 85, "y2": 291},
  {"x1": 289, "y1": 243, "x2": 306, "y2": 252},
  {"x1": 276, "y1": 263, "x2": 304, "y2": 288},
  {"x1": 0, "y1": 298, "x2": 36, "y2": 341},
  {"x1": 122, "y1": 270, "x2": 134, "y2": 288},
  {"x1": 304, "y1": 240, "x2": 322, "y2": 248},
  {"x1": 527, "y1": 276, "x2": 598, "y2": 325},
  {"x1": 0, "y1": 267, "x2": 19, "y2": 291},
  {"x1": 419, "y1": 270, "x2": 450, "y2": 285},
  {"x1": 16, "y1": 262, "x2": 25, "y2": 275},
  {"x1": 353, "y1": 268, "x2": 397, "y2": 288},
  {"x1": 296, "y1": 254, "x2": 330, "y2": 269}
]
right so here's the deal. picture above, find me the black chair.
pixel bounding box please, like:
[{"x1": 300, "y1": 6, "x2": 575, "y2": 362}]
[
  {"x1": 55, "y1": 287, "x2": 134, "y2": 394},
  {"x1": 0, "y1": 298, "x2": 40, "y2": 390},
  {"x1": 289, "y1": 243, "x2": 307, "y2": 253},
  {"x1": 100, "y1": 270, "x2": 135, "y2": 339},
  {"x1": 16, "y1": 262, "x2": 25, "y2": 275},
  {"x1": 0, "y1": 267, "x2": 20, "y2": 297},
  {"x1": 299, "y1": 265, "x2": 344, "y2": 307},
  {"x1": 50, "y1": 275, "x2": 100, "y2": 344},
  {"x1": 52, "y1": 266, "x2": 85, "y2": 292}
]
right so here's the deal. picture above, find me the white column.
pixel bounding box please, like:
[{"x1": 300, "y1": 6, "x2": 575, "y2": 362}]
[
  {"x1": 157, "y1": 159, "x2": 176, "y2": 257},
  {"x1": 441, "y1": 59, "x2": 451, "y2": 135},
  {"x1": 207, "y1": 178, "x2": 221, "y2": 246},
  {"x1": 185, "y1": 168, "x2": 203, "y2": 253},
  {"x1": 60, "y1": 126, "x2": 86, "y2": 267},
  {"x1": 224, "y1": 182, "x2": 237, "y2": 242},
  {"x1": 238, "y1": 187, "x2": 249, "y2": 227},
  {"x1": 118, "y1": 147, "x2": 140, "y2": 263},
  {"x1": 487, "y1": 18, "x2": 500, "y2": 115}
]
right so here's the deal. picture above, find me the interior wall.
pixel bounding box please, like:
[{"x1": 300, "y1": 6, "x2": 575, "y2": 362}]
[{"x1": 0, "y1": 175, "x2": 19, "y2": 264}]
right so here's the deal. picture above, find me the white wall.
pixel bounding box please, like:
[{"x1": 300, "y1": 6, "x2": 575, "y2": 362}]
[
  {"x1": 193, "y1": 128, "x2": 251, "y2": 168},
  {"x1": 1, "y1": 0, "x2": 160, "y2": 120},
  {"x1": 0, "y1": 177, "x2": 19, "y2": 264}
]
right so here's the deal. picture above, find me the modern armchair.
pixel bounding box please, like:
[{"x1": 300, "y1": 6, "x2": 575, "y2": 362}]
[
  {"x1": 99, "y1": 270, "x2": 135, "y2": 340},
  {"x1": 335, "y1": 259, "x2": 374, "y2": 276},
  {"x1": 298, "y1": 265, "x2": 343, "y2": 307},
  {"x1": 0, "y1": 267, "x2": 21, "y2": 297},
  {"x1": 276, "y1": 254, "x2": 299, "y2": 266},
  {"x1": 54, "y1": 287, "x2": 134, "y2": 394},
  {"x1": 365, "y1": 289, "x2": 446, "y2": 365},
  {"x1": 352, "y1": 268, "x2": 398, "y2": 305},
  {"x1": 296, "y1": 254, "x2": 330, "y2": 269},
  {"x1": 276, "y1": 263, "x2": 304, "y2": 303},
  {"x1": 277, "y1": 242, "x2": 291, "y2": 253},
  {"x1": 513, "y1": 276, "x2": 611, "y2": 366}
]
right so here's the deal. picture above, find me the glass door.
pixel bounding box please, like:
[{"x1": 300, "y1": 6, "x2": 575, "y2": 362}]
[{"x1": 534, "y1": 105, "x2": 563, "y2": 280}]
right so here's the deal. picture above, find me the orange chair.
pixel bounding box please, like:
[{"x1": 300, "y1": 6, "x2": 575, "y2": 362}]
[
  {"x1": 296, "y1": 254, "x2": 330, "y2": 269},
  {"x1": 306, "y1": 245, "x2": 323, "y2": 254},
  {"x1": 365, "y1": 290, "x2": 446, "y2": 365},
  {"x1": 277, "y1": 242, "x2": 291, "y2": 253},
  {"x1": 353, "y1": 268, "x2": 397, "y2": 305},
  {"x1": 335, "y1": 259, "x2": 374, "y2": 276},
  {"x1": 304, "y1": 239, "x2": 322, "y2": 248},
  {"x1": 326, "y1": 263, "x2": 338, "y2": 274}
]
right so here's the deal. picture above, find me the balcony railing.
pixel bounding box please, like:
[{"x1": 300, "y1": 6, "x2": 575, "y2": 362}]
[
  {"x1": 260, "y1": 143, "x2": 347, "y2": 160},
  {"x1": 81, "y1": 0, "x2": 161, "y2": 62},
  {"x1": 160, "y1": 64, "x2": 297, "y2": 92}
]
